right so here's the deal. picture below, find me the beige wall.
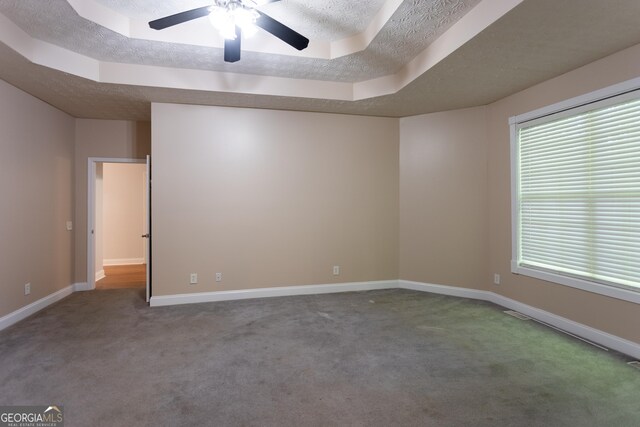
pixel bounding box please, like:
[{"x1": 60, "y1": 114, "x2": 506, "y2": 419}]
[
  {"x1": 3, "y1": 41, "x2": 639, "y2": 347},
  {"x1": 0, "y1": 79, "x2": 74, "y2": 318},
  {"x1": 152, "y1": 103, "x2": 399, "y2": 296},
  {"x1": 74, "y1": 120, "x2": 150, "y2": 283},
  {"x1": 102, "y1": 163, "x2": 146, "y2": 264},
  {"x1": 486, "y1": 43, "x2": 640, "y2": 344},
  {"x1": 399, "y1": 107, "x2": 488, "y2": 290},
  {"x1": 398, "y1": 44, "x2": 640, "y2": 344}
]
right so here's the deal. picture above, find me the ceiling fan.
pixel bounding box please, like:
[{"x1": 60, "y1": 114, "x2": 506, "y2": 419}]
[{"x1": 148, "y1": 0, "x2": 310, "y2": 63}]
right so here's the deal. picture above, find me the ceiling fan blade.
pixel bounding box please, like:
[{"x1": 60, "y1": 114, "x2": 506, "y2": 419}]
[
  {"x1": 149, "y1": 6, "x2": 211, "y2": 30},
  {"x1": 224, "y1": 27, "x2": 242, "y2": 63},
  {"x1": 255, "y1": 11, "x2": 309, "y2": 51}
]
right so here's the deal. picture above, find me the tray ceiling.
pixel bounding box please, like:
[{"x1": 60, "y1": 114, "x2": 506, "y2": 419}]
[{"x1": 0, "y1": 0, "x2": 639, "y2": 120}]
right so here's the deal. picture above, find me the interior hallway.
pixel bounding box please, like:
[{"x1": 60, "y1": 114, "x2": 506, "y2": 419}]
[{"x1": 96, "y1": 264, "x2": 146, "y2": 290}]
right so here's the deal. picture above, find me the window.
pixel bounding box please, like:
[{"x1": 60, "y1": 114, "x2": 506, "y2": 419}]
[{"x1": 511, "y1": 84, "x2": 640, "y2": 303}]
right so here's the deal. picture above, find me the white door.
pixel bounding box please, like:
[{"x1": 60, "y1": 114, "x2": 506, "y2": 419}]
[{"x1": 144, "y1": 155, "x2": 152, "y2": 302}]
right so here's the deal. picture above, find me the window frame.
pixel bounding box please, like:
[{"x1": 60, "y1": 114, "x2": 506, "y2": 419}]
[{"x1": 510, "y1": 77, "x2": 640, "y2": 305}]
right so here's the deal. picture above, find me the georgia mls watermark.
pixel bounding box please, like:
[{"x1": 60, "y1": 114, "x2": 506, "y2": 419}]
[{"x1": 0, "y1": 406, "x2": 63, "y2": 427}]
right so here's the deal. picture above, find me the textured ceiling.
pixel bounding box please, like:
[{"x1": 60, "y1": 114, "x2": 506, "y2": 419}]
[
  {"x1": 0, "y1": 0, "x2": 639, "y2": 120},
  {"x1": 94, "y1": 0, "x2": 389, "y2": 41},
  {"x1": 0, "y1": 0, "x2": 481, "y2": 82}
]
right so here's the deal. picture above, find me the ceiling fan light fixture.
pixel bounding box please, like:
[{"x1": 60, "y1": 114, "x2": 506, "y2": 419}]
[
  {"x1": 208, "y1": 7, "x2": 237, "y2": 39},
  {"x1": 234, "y1": 8, "x2": 260, "y2": 37},
  {"x1": 208, "y1": 2, "x2": 259, "y2": 40}
]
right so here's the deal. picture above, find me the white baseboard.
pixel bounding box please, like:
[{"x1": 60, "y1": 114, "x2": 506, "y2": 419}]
[
  {"x1": 150, "y1": 280, "x2": 398, "y2": 307},
  {"x1": 73, "y1": 282, "x2": 91, "y2": 292},
  {"x1": 397, "y1": 279, "x2": 640, "y2": 359},
  {"x1": 149, "y1": 277, "x2": 640, "y2": 358},
  {"x1": 4, "y1": 276, "x2": 636, "y2": 360},
  {"x1": 0, "y1": 285, "x2": 74, "y2": 331},
  {"x1": 103, "y1": 258, "x2": 144, "y2": 266},
  {"x1": 95, "y1": 269, "x2": 105, "y2": 281},
  {"x1": 487, "y1": 293, "x2": 640, "y2": 360},
  {"x1": 399, "y1": 280, "x2": 492, "y2": 300}
]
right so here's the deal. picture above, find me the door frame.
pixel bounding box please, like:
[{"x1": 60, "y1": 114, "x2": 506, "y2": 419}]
[{"x1": 87, "y1": 157, "x2": 147, "y2": 293}]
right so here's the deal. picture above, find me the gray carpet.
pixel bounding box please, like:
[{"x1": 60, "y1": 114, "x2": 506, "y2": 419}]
[{"x1": 0, "y1": 288, "x2": 639, "y2": 426}]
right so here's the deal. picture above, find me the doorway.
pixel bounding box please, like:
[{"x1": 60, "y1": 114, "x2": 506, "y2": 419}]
[{"x1": 88, "y1": 157, "x2": 151, "y2": 301}]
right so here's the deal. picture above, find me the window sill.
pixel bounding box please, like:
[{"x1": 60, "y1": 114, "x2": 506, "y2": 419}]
[{"x1": 510, "y1": 261, "x2": 640, "y2": 305}]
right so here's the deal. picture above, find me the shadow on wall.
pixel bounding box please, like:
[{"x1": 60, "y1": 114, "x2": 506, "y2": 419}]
[{"x1": 134, "y1": 121, "x2": 151, "y2": 159}]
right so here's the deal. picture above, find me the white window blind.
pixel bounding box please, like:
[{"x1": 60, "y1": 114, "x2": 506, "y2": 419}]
[{"x1": 515, "y1": 95, "x2": 640, "y2": 292}]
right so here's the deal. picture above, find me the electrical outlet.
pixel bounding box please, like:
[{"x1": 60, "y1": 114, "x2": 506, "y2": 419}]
[
  {"x1": 190, "y1": 273, "x2": 198, "y2": 285},
  {"x1": 494, "y1": 273, "x2": 501, "y2": 285},
  {"x1": 215, "y1": 273, "x2": 222, "y2": 282},
  {"x1": 66, "y1": 221, "x2": 73, "y2": 231},
  {"x1": 24, "y1": 282, "x2": 31, "y2": 295},
  {"x1": 333, "y1": 266, "x2": 340, "y2": 276}
]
